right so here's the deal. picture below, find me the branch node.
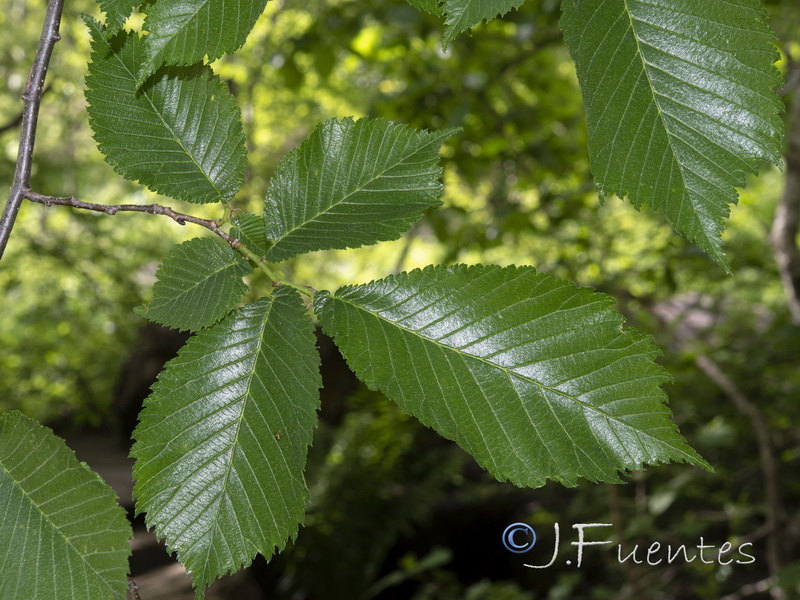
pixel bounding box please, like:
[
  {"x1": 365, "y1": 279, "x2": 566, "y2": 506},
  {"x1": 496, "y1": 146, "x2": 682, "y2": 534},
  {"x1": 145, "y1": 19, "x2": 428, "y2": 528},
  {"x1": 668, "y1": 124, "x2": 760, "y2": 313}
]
[{"x1": 0, "y1": 0, "x2": 67, "y2": 258}]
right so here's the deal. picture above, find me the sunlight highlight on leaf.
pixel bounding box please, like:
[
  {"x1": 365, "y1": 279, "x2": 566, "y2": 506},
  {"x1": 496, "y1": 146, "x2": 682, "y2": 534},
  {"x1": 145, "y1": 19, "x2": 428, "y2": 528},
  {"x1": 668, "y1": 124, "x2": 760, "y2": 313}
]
[
  {"x1": 561, "y1": 0, "x2": 784, "y2": 270},
  {"x1": 132, "y1": 289, "x2": 321, "y2": 595},
  {"x1": 316, "y1": 264, "x2": 709, "y2": 487},
  {"x1": 85, "y1": 17, "x2": 248, "y2": 204},
  {"x1": 264, "y1": 117, "x2": 457, "y2": 262}
]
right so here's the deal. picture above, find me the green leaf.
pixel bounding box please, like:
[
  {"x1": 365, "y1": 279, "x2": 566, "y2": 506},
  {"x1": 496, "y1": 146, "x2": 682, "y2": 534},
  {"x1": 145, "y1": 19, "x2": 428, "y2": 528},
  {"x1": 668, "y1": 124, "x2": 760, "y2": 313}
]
[
  {"x1": 264, "y1": 117, "x2": 457, "y2": 262},
  {"x1": 0, "y1": 411, "x2": 132, "y2": 599},
  {"x1": 136, "y1": 0, "x2": 269, "y2": 85},
  {"x1": 561, "y1": 0, "x2": 784, "y2": 271},
  {"x1": 132, "y1": 289, "x2": 321, "y2": 595},
  {"x1": 406, "y1": 0, "x2": 443, "y2": 17},
  {"x1": 84, "y1": 17, "x2": 248, "y2": 204},
  {"x1": 315, "y1": 264, "x2": 708, "y2": 488},
  {"x1": 135, "y1": 237, "x2": 252, "y2": 332},
  {"x1": 100, "y1": 0, "x2": 141, "y2": 35},
  {"x1": 231, "y1": 213, "x2": 269, "y2": 257},
  {"x1": 441, "y1": 0, "x2": 525, "y2": 48}
]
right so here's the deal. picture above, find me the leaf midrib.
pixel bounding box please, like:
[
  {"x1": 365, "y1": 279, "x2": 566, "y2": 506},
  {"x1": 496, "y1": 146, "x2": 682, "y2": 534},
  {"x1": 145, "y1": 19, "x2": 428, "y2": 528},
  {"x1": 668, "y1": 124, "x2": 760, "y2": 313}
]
[
  {"x1": 444, "y1": 0, "x2": 476, "y2": 35},
  {"x1": 269, "y1": 131, "x2": 444, "y2": 250},
  {"x1": 0, "y1": 435, "x2": 118, "y2": 597},
  {"x1": 195, "y1": 299, "x2": 274, "y2": 575},
  {"x1": 142, "y1": 0, "x2": 215, "y2": 78},
  {"x1": 620, "y1": 0, "x2": 715, "y2": 247},
  {"x1": 331, "y1": 293, "x2": 677, "y2": 443},
  {"x1": 92, "y1": 21, "x2": 224, "y2": 199}
]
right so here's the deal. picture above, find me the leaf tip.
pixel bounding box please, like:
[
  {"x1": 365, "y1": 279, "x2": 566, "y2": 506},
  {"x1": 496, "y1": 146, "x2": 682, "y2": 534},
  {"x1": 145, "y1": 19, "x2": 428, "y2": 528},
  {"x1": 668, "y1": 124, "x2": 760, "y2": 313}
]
[{"x1": 134, "y1": 64, "x2": 156, "y2": 89}]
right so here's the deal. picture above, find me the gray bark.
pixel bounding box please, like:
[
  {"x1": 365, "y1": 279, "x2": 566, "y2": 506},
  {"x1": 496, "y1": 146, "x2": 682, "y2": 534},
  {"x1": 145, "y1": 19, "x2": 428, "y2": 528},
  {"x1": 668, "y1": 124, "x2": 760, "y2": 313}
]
[{"x1": 771, "y1": 82, "x2": 800, "y2": 322}]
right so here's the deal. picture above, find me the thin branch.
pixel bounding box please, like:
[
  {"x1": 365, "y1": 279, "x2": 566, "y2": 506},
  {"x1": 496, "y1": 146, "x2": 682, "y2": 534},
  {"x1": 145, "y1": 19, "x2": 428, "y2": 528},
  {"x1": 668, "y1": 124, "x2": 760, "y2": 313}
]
[
  {"x1": 0, "y1": 87, "x2": 51, "y2": 136},
  {"x1": 24, "y1": 191, "x2": 318, "y2": 298},
  {"x1": 643, "y1": 298, "x2": 786, "y2": 583},
  {"x1": 127, "y1": 579, "x2": 142, "y2": 600},
  {"x1": 694, "y1": 355, "x2": 784, "y2": 582},
  {"x1": 719, "y1": 577, "x2": 776, "y2": 600},
  {"x1": 734, "y1": 521, "x2": 772, "y2": 547},
  {"x1": 392, "y1": 224, "x2": 418, "y2": 275},
  {"x1": 606, "y1": 485, "x2": 646, "y2": 600},
  {"x1": 23, "y1": 192, "x2": 240, "y2": 248},
  {"x1": 0, "y1": 0, "x2": 66, "y2": 258},
  {"x1": 0, "y1": 112, "x2": 24, "y2": 135}
]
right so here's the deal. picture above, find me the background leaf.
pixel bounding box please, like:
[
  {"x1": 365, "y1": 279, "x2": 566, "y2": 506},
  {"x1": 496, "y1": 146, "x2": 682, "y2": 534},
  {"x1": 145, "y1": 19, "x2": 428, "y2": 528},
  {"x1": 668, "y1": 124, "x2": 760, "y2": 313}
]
[
  {"x1": 0, "y1": 411, "x2": 131, "y2": 599},
  {"x1": 137, "y1": 0, "x2": 269, "y2": 85},
  {"x1": 441, "y1": 0, "x2": 525, "y2": 48},
  {"x1": 132, "y1": 289, "x2": 322, "y2": 595},
  {"x1": 264, "y1": 117, "x2": 457, "y2": 262},
  {"x1": 135, "y1": 237, "x2": 252, "y2": 332},
  {"x1": 315, "y1": 264, "x2": 708, "y2": 488},
  {"x1": 561, "y1": 0, "x2": 784, "y2": 270},
  {"x1": 85, "y1": 17, "x2": 248, "y2": 204},
  {"x1": 406, "y1": 0, "x2": 443, "y2": 17},
  {"x1": 100, "y1": 0, "x2": 141, "y2": 35}
]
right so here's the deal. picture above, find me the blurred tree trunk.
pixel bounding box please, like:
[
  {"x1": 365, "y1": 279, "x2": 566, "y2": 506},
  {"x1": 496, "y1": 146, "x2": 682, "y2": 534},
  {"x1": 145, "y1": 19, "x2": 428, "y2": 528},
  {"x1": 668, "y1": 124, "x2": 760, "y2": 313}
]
[
  {"x1": 113, "y1": 323, "x2": 190, "y2": 438},
  {"x1": 771, "y1": 71, "x2": 800, "y2": 322}
]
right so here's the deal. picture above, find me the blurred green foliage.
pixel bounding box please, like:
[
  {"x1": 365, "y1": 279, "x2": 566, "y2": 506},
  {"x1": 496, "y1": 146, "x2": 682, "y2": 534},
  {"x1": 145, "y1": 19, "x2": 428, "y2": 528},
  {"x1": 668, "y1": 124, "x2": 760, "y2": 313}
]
[{"x1": 1, "y1": 0, "x2": 799, "y2": 597}]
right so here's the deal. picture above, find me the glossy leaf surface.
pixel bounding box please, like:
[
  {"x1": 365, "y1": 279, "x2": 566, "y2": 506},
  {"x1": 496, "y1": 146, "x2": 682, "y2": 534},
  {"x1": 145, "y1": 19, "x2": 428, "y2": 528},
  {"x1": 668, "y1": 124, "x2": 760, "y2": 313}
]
[
  {"x1": 132, "y1": 290, "x2": 321, "y2": 595},
  {"x1": 137, "y1": 0, "x2": 269, "y2": 85},
  {"x1": 561, "y1": 0, "x2": 784, "y2": 270},
  {"x1": 135, "y1": 237, "x2": 252, "y2": 332},
  {"x1": 315, "y1": 264, "x2": 708, "y2": 488},
  {"x1": 0, "y1": 411, "x2": 131, "y2": 599},
  {"x1": 263, "y1": 117, "x2": 457, "y2": 262},
  {"x1": 85, "y1": 18, "x2": 247, "y2": 204},
  {"x1": 232, "y1": 213, "x2": 269, "y2": 257}
]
